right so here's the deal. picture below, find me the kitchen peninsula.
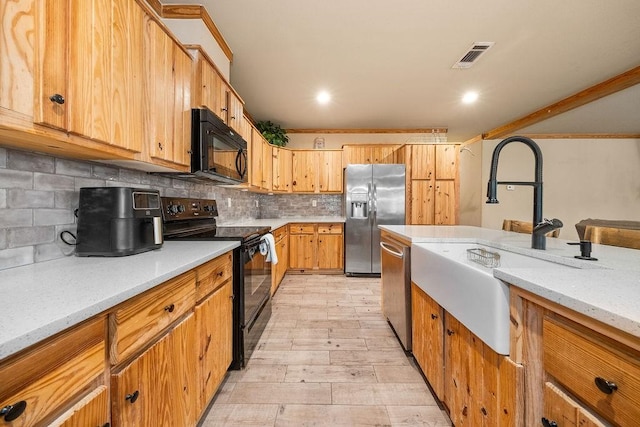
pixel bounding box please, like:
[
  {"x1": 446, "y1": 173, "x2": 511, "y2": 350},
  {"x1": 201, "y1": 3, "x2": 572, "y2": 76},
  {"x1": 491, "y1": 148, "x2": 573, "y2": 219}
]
[{"x1": 381, "y1": 225, "x2": 640, "y2": 426}]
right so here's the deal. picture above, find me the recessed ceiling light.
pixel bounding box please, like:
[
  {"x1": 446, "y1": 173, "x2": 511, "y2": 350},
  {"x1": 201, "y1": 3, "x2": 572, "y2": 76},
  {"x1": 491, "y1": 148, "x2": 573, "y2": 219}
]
[
  {"x1": 316, "y1": 90, "x2": 331, "y2": 105},
  {"x1": 462, "y1": 91, "x2": 479, "y2": 104}
]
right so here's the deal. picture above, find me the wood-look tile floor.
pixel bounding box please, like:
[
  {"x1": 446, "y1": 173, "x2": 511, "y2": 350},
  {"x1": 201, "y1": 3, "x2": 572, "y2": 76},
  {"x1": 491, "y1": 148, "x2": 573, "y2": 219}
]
[{"x1": 200, "y1": 275, "x2": 451, "y2": 427}]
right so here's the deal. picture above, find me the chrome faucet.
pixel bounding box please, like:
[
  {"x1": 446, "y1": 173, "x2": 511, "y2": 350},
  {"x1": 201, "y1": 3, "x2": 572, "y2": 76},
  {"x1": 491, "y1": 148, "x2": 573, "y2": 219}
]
[{"x1": 486, "y1": 136, "x2": 562, "y2": 250}]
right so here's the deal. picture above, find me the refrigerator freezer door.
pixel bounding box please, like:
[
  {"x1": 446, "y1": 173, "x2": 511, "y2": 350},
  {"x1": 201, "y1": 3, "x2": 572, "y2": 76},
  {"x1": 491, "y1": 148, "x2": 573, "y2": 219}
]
[
  {"x1": 345, "y1": 164, "x2": 374, "y2": 274},
  {"x1": 371, "y1": 164, "x2": 406, "y2": 273},
  {"x1": 345, "y1": 164, "x2": 405, "y2": 275}
]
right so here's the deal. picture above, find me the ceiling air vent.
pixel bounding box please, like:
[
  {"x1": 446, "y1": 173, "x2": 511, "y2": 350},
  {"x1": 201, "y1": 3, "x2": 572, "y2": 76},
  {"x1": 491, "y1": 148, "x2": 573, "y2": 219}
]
[{"x1": 452, "y1": 42, "x2": 495, "y2": 69}]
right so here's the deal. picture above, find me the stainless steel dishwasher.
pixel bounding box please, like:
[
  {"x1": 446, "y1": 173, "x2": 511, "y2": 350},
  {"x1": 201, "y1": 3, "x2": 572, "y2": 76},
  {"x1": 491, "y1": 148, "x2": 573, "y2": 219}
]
[{"x1": 380, "y1": 234, "x2": 411, "y2": 351}]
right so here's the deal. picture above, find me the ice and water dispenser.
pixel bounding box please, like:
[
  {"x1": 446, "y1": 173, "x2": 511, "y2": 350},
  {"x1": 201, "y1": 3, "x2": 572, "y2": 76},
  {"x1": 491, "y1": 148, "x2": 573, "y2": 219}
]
[{"x1": 349, "y1": 191, "x2": 368, "y2": 219}]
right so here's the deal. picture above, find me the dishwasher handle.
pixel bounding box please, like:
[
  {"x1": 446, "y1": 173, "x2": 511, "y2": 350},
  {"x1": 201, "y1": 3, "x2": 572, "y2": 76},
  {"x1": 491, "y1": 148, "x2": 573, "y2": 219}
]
[{"x1": 380, "y1": 241, "x2": 404, "y2": 258}]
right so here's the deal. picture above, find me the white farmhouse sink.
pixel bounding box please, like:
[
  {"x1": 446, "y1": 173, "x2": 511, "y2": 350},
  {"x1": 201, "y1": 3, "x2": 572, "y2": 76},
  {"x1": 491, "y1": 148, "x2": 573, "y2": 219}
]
[{"x1": 411, "y1": 242, "x2": 575, "y2": 355}]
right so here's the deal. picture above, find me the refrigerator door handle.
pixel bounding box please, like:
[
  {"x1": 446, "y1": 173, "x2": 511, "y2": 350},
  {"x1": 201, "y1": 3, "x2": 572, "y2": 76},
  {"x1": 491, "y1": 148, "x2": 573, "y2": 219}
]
[
  {"x1": 367, "y1": 183, "x2": 373, "y2": 223},
  {"x1": 380, "y1": 241, "x2": 403, "y2": 258},
  {"x1": 372, "y1": 183, "x2": 377, "y2": 224}
]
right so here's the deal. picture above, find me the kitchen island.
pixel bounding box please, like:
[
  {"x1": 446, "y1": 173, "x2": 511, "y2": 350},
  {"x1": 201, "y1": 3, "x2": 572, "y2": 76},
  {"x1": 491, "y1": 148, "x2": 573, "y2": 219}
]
[{"x1": 381, "y1": 225, "x2": 640, "y2": 426}]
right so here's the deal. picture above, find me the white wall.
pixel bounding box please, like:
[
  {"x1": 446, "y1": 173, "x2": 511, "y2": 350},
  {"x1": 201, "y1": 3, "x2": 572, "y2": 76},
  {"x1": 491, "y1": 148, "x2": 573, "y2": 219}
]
[
  {"x1": 162, "y1": 19, "x2": 231, "y2": 80},
  {"x1": 479, "y1": 138, "x2": 640, "y2": 239},
  {"x1": 459, "y1": 141, "x2": 483, "y2": 226},
  {"x1": 287, "y1": 133, "x2": 449, "y2": 150}
]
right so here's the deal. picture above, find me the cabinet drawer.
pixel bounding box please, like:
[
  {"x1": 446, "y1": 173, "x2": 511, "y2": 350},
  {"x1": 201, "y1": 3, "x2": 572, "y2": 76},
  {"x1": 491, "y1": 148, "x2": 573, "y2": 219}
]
[
  {"x1": 543, "y1": 317, "x2": 640, "y2": 426},
  {"x1": 289, "y1": 223, "x2": 314, "y2": 234},
  {"x1": 318, "y1": 223, "x2": 343, "y2": 234},
  {"x1": 50, "y1": 385, "x2": 109, "y2": 427},
  {"x1": 273, "y1": 226, "x2": 287, "y2": 242},
  {"x1": 110, "y1": 271, "x2": 196, "y2": 364},
  {"x1": 543, "y1": 382, "x2": 605, "y2": 427},
  {"x1": 195, "y1": 251, "x2": 233, "y2": 301},
  {"x1": 0, "y1": 317, "x2": 105, "y2": 426}
]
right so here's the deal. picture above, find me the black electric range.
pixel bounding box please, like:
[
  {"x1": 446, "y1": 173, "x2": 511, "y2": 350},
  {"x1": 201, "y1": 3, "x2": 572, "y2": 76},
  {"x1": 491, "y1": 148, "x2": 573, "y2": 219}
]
[{"x1": 161, "y1": 196, "x2": 272, "y2": 369}]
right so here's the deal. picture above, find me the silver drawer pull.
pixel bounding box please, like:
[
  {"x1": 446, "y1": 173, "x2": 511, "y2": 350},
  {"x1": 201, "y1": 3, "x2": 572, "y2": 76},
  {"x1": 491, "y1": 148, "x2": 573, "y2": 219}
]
[{"x1": 380, "y1": 242, "x2": 403, "y2": 258}]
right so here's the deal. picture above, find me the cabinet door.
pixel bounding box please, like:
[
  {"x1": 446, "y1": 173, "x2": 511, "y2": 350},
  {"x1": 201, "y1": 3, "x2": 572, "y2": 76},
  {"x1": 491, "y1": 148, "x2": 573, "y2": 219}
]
[
  {"x1": 195, "y1": 280, "x2": 233, "y2": 416},
  {"x1": 111, "y1": 315, "x2": 196, "y2": 427},
  {"x1": 227, "y1": 91, "x2": 243, "y2": 132},
  {"x1": 411, "y1": 145, "x2": 435, "y2": 180},
  {"x1": 411, "y1": 284, "x2": 444, "y2": 401},
  {"x1": 33, "y1": 0, "x2": 67, "y2": 127},
  {"x1": 318, "y1": 150, "x2": 343, "y2": 192},
  {"x1": 291, "y1": 151, "x2": 317, "y2": 192},
  {"x1": 249, "y1": 127, "x2": 264, "y2": 188},
  {"x1": 342, "y1": 146, "x2": 371, "y2": 167},
  {"x1": 272, "y1": 147, "x2": 293, "y2": 192},
  {"x1": 317, "y1": 233, "x2": 343, "y2": 270},
  {"x1": 50, "y1": 386, "x2": 109, "y2": 427},
  {"x1": 289, "y1": 234, "x2": 316, "y2": 269},
  {"x1": 171, "y1": 45, "x2": 192, "y2": 167},
  {"x1": 146, "y1": 16, "x2": 171, "y2": 161},
  {"x1": 68, "y1": 0, "x2": 112, "y2": 144},
  {"x1": 444, "y1": 313, "x2": 468, "y2": 426},
  {"x1": 411, "y1": 180, "x2": 435, "y2": 225},
  {"x1": 434, "y1": 180, "x2": 456, "y2": 225},
  {"x1": 435, "y1": 144, "x2": 457, "y2": 180},
  {"x1": 262, "y1": 140, "x2": 273, "y2": 191},
  {"x1": 370, "y1": 145, "x2": 399, "y2": 164}
]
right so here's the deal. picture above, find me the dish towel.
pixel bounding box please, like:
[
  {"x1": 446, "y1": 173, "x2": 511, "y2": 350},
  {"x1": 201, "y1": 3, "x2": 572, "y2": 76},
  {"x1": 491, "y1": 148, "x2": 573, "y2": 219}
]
[{"x1": 259, "y1": 233, "x2": 278, "y2": 265}]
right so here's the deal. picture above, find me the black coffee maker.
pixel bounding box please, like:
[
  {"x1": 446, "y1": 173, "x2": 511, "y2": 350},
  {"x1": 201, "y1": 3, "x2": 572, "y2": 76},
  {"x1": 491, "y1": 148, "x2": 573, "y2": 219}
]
[{"x1": 76, "y1": 187, "x2": 163, "y2": 256}]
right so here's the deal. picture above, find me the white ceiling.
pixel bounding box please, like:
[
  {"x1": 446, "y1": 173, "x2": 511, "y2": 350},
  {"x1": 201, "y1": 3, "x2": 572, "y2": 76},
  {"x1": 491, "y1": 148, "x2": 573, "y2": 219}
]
[{"x1": 168, "y1": 0, "x2": 640, "y2": 141}]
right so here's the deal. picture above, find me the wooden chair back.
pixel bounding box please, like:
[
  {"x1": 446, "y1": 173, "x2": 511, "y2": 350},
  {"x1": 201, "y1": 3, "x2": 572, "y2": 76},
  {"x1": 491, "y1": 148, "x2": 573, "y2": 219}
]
[
  {"x1": 502, "y1": 219, "x2": 560, "y2": 238},
  {"x1": 584, "y1": 226, "x2": 640, "y2": 250}
]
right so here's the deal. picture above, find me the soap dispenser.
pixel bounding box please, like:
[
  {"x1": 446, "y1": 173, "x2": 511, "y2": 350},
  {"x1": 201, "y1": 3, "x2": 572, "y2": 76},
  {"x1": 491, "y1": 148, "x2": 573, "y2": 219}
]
[{"x1": 567, "y1": 240, "x2": 598, "y2": 261}]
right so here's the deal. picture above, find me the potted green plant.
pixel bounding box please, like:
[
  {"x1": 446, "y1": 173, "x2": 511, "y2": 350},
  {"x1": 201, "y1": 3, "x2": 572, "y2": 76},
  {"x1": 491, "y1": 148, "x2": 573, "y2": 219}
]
[{"x1": 256, "y1": 120, "x2": 289, "y2": 147}]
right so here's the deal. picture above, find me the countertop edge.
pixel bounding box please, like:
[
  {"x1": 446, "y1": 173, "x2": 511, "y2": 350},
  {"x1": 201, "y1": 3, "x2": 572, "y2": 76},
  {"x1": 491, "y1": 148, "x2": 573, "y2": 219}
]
[{"x1": 0, "y1": 241, "x2": 240, "y2": 361}]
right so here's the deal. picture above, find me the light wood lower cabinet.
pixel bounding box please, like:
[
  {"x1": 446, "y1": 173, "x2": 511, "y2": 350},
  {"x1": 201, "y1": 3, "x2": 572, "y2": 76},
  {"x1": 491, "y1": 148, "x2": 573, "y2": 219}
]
[
  {"x1": 0, "y1": 317, "x2": 107, "y2": 426},
  {"x1": 111, "y1": 315, "x2": 197, "y2": 427},
  {"x1": 50, "y1": 385, "x2": 109, "y2": 427},
  {"x1": 411, "y1": 283, "x2": 521, "y2": 426},
  {"x1": 194, "y1": 280, "x2": 233, "y2": 418},
  {"x1": 288, "y1": 223, "x2": 343, "y2": 273},
  {"x1": 510, "y1": 287, "x2": 639, "y2": 427},
  {"x1": 411, "y1": 283, "x2": 444, "y2": 401},
  {"x1": 271, "y1": 226, "x2": 289, "y2": 294}
]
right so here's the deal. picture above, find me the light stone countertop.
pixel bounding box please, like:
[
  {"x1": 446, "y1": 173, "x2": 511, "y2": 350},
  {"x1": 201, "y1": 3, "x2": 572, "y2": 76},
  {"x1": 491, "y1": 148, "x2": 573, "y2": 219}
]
[
  {"x1": 380, "y1": 225, "x2": 640, "y2": 339},
  {"x1": 0, "y1": 241, "x2": 239, "y2": 361},
  {"x1": 220, "y1": 216, "x2": 346, "y2": 230}
]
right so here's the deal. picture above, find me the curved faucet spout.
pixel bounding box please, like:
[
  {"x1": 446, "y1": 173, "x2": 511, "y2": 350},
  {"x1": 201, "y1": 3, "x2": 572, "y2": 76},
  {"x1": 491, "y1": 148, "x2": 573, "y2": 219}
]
[{"x1": 486, "y1": 136, "x2": 547, "y2": 249}]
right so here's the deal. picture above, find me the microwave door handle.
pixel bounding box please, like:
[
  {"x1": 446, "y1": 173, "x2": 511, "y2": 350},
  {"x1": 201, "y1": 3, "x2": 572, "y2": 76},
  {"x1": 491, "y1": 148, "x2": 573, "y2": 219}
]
[{"x1": 236, "y1": 149, "x2": 247, "y2": 178}]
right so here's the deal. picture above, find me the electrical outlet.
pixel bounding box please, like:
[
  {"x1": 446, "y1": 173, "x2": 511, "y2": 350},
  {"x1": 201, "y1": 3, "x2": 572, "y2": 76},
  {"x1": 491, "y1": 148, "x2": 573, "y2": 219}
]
[
  {"x1": 255, "y1": 200, "x2": 259, "y2": 208},
  {"x1": 227, "y1": 197, "x2": 232, "y2": 207},
  {"x1": 506, "y1": 185, "x2": 515, "y2": 191},
  {"x1": 312, "y1": 199, "x2": 317, "y2": 207}
]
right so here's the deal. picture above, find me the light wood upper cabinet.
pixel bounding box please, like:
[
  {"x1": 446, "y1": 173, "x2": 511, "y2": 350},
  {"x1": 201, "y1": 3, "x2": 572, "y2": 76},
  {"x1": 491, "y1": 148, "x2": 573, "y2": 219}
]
[
  {"x1": 261, "y1": 139, "x2": 273, "y2": 191},
  {"x1": 249, "y1": 126, "x2": 264, "y2": 188},
  {"x1": 411, "y1": 145, "x2": 435, "y2": 180},
  {"x1": 342, "y1": 144, "x2": 400, "y2": 167},
  {"x1": 435, "y1": 144, "x2": 457, "y2": 179},
  {"x1": 145, "y1": 18, "x2": 191, "y2": 169},
  {"x1": 407, "y1": 144, "x2": 458, "y2": 225},
  {"x1": 291, "y1": 150, "x2": 343, "y2": 193},
  {"x1": 272, "y1": 147, "x2": 293, "y2": 193},
  {"x1": 291, "y1": 151, "x2": 317, "y2": 192},
  {"x1": 318, "y1": 150, "x2": 343, "y2": 192}
]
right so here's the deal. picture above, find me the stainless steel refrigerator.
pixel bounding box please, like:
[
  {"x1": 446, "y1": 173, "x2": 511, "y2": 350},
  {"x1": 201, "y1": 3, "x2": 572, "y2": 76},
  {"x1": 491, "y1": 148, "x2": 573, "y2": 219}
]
[{"x1": 344, "y1": 164, "x2": 406, "y2": 275}]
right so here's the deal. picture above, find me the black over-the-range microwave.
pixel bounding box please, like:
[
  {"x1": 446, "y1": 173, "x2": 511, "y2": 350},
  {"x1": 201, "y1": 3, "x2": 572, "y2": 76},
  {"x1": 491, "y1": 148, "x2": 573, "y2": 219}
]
[{"x1": 189, "y1": 107, "x2": 248, "y2": 184}]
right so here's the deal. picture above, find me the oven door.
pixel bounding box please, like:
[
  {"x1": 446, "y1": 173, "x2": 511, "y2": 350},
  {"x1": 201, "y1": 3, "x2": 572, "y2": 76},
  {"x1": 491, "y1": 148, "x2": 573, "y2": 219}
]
[{"x1": 243, "y1": 239, "x2": 272, "y2": 324}]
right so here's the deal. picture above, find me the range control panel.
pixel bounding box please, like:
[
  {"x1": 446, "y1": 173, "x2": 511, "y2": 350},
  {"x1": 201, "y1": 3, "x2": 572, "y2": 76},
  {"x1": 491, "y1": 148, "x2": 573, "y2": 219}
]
[{"x1": 160, "y1": 197, "x2": 218, "y2": 221}]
